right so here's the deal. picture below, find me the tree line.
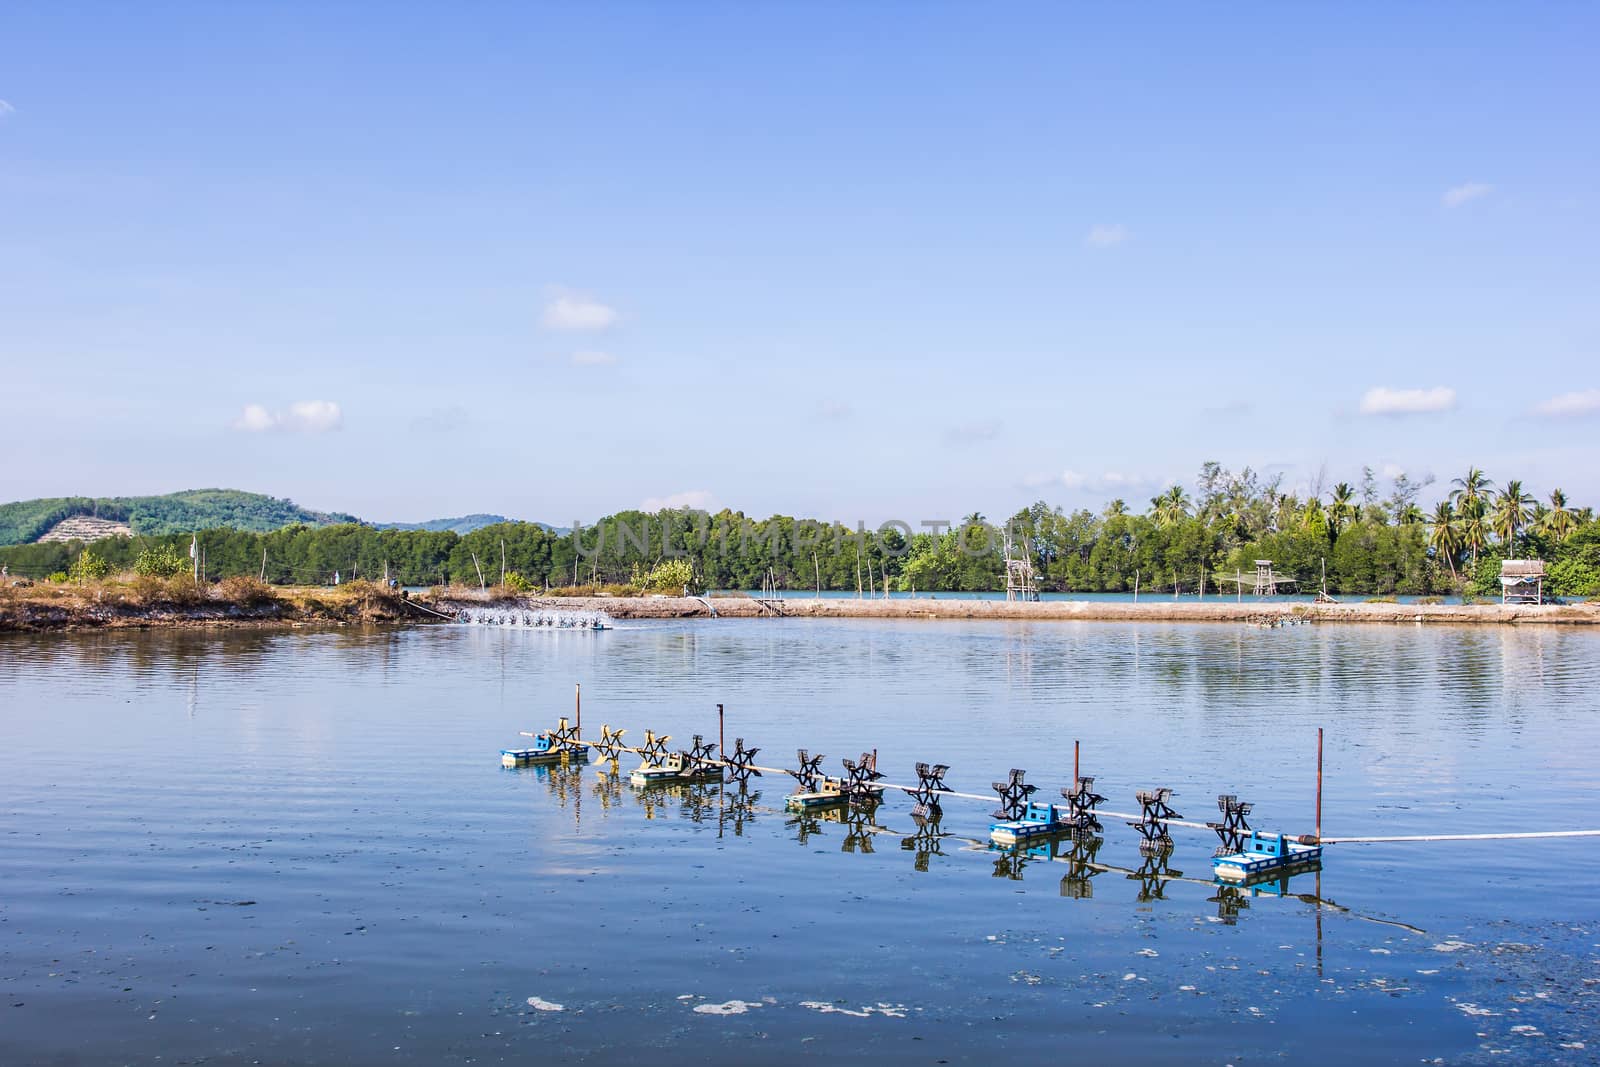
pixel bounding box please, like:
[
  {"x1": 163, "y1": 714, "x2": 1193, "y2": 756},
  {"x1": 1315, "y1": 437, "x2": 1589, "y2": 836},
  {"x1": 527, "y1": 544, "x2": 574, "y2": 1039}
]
[{"x1": 2, "y1": 463, "x2": 1597, "y2": 598}]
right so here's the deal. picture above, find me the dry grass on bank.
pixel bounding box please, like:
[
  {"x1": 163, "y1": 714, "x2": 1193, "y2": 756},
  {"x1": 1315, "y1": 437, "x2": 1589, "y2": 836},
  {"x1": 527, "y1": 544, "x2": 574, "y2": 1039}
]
[{"x1": 0, "y1": 574, "x2": 413, "y2": 631}]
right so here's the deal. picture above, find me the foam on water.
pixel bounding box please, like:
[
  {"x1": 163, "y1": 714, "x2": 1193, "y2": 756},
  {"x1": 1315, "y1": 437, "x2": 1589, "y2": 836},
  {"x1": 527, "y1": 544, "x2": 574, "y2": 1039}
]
[{"x1": 454, "y1": 606, "x2": 613, "y2": 629}]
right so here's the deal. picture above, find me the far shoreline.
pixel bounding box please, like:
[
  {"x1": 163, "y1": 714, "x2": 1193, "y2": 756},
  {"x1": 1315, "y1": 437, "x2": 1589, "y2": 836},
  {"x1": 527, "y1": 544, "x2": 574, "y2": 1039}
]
[
  {"x1": 460, "y1": 594, "x2": 1600, "y2": 627},
  {"x1": 4, "y1": 582, "x2": 1598, "y2": 634}
]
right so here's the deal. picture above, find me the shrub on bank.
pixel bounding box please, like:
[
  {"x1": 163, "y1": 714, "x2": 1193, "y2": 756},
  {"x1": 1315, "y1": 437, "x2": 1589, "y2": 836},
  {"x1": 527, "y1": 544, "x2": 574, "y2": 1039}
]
[
  {"x1": 69, "y1": 549, "x2": 112, "y2": 583},
  {"x1": 134, "y1": 544, "x2": 189, "y2": 578},
  {"x1": 214, "y1": 576, "x2": 277, "y2": 606}
]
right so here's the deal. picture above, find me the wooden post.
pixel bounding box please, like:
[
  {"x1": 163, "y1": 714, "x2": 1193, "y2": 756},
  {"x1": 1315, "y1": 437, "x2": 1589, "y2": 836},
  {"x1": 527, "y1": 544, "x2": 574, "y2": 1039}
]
[
  {"x1": 813, "y1": 552, "x2": 820, "y2": 599},
  {"x1": 1073, "y1": 738, "x2": 1079, "y2": 783},
  {"x1": 575, "y1": 683, "x2": 582, "y2": 739},
  {"x1": 1133, "y1": 569, "x2": 1139, "y2": 602},
  {"x1": 472, "y1": 552, "x2": 486, "y2": 591},
  {"x1": 1316, "y1": 726, "x2": 1324, "y2": 841},
  {"x1": 500, "y1": 538, "x2": 507, "y2": 587},
  {"x1": 718, "y1": 703, "x2": 724, "y2": 761},
  {"x1": 260, "y1": 546, "x2": 268, "y2": 582}
]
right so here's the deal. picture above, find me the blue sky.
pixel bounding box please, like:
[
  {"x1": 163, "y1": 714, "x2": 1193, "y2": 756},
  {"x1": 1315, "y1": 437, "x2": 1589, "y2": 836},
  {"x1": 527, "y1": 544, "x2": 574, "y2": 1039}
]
[{"x1": 2, "y1": 4, "x2": 1596, "y2": 524}]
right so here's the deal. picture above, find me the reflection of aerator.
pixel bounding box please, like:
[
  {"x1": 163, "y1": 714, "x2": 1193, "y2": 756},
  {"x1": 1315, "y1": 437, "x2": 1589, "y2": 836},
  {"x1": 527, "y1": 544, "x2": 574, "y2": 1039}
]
[{"x1": 500, "y1": 705, "x2": 1423, "y2": 893}]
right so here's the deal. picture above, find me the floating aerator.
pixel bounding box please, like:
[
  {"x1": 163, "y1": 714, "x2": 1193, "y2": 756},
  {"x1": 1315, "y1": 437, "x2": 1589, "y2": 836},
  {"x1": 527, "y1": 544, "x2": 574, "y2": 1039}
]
[
  {"x1": 1129, "y1": 787, "x2": 1181, "y2": 853},
  {"x1": 1208, "y1": 794, "x2": 1253, "y2": 855},
  {"x1": 594, "y1": 724, "x2": 627, "y2": 761},
  {"x1": 910, "y1": 761, "x2": 952, "y2": 818},
  {"x1": 725, "y1": 737, "x2": 762, "y2": 784},
  {"x1": 992, "y1": 768, "x2": 1038, "y2": 821}
]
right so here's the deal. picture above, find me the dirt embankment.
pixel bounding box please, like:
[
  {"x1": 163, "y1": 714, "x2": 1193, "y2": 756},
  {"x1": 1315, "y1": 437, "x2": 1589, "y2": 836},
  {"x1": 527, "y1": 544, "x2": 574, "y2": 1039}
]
[
  {"x1": 7, "y1": 583, "x2": 1598, "y2": 633},
  {"x1": 492, "y1": 594, "x2": 1600, "y2": 626},
  {"x1": 0, "y1": 579, "x2": 425, "y2": 633}
]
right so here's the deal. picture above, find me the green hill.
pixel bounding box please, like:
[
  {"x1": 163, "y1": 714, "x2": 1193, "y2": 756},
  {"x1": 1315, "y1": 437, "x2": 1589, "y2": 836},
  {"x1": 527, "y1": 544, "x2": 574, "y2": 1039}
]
[
  {"x1": 0, "y1": 490, "x2": 361, "y2": 546},
  {"x1": 376, "y1": 514, "x2": 510, "y2": 535}
]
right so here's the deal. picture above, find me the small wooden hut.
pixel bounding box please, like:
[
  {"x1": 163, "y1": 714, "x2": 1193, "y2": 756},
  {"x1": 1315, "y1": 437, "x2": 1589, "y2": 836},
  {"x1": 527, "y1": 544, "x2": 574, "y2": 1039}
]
[{"x1": 1499, "y1": 560, "x2": 1546, "y2": 605}]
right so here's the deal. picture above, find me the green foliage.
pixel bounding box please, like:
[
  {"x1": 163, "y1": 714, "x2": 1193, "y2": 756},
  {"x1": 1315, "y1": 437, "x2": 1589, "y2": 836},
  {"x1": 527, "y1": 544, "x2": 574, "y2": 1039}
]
[
  {"x1": 0, "y1": 465, "x2": 1594, "y2": 598},
  {"x1": 502, "y1": 570, "x2": 533, "y2": 593},
  {"x1": 378, "y1": 514, "x2": 518, "y2": 534},
  {"x1": 46, "y1": 571, "x2": 69, "y2": 583},
  {"x1": 636, "y1": 558, "x2": 696, "y2": 593},
  {"x1": 133, "y1": 543, "x2": 189, "y2": 578},
  {"x1": 69, "y1": 549, "x2": 112, "y2": 582},
  {"x1": 0, "y1": 489, "x2": 360, "y2": 547}
]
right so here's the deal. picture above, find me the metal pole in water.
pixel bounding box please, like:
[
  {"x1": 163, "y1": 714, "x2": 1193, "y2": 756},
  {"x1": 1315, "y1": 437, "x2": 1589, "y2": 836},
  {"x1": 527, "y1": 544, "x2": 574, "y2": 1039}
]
[
  {"x1": 575, "y1": 683, "x2": 582, "y2": 739},
  {"x1": 1074, "y1": 739, "x2": 1080, "y2": 783},
  {"x1": 718, "y1": 703, "x2": 724, "y2": 760},
  {"x1": 1316, "y1": 726, "x2": 1324, "y2": 841}
]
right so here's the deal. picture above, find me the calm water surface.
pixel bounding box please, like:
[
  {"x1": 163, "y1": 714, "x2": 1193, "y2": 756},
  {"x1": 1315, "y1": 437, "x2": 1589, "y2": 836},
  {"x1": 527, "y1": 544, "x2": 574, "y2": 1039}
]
[{"x1": 3, "y1": 619, "x2": 1597, "y2": 1065}]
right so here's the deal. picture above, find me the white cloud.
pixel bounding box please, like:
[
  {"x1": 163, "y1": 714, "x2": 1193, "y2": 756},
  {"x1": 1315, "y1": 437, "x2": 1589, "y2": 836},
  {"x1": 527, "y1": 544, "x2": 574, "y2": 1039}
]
[
  {"x1": 1381, "y1": 463, "x2": 1407, "y2": 480},
  {"x1": 542, "y1": 291, "x2": 618, "y2": 331},
  {"x1": 641, "y1": 490, "x2": 713, "y2": 512},
  {"x1": 1533, "y1": 388, "x2": 1600, "y2": 418},
  {"x1": 1084, "y1": 224, "x2": 1130, "y2": 248},
  {"x1": 0, "y1": 100, "x2": 14, "y2": 119},
  {"x1": 232, "y1": 404, "x2": 276, "y2": 432},
  {"x1": 232, "y1": 400, "x2": 343, "y2": 433},
  {"x1": 1442, "y1": 182, "x2": 1492, "y2": 208},
  {"x1": 1358, "y1": 386, "x2": 1456, "y2": 416},
  {"x1": 571, "y1": 349, "x2": 618, "y2": 366}
]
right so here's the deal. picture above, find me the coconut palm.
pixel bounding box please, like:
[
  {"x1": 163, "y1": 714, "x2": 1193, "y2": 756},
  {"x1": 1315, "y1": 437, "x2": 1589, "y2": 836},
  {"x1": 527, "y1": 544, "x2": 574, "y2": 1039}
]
[
  {"x1": 1396, "y1": 503, "x2": 1426, "y2": 526},
  {"x1": 1327, "y1": 482, "x2": 1359, "y2": 539},
  {"x1": 1450, "y1": 469, "x2": 1494, "y2": 571},
  {"x1": 1428, "y1": 501, "x2": 1461, "y2": 582},
  {"x1": 1458, "y1": 496, "x2": 1489, "y2": 575},
  {"x1": 1490, "y1": 480, "x2": 1536, "y2": 555},
  {"x1": 1450, "y1": 468, "x2": 1494, "y2": 509},
  {"x1": 1539, "y1": 488, "x2": 1576, "y2": 541},
  {"x1": 1104, "y1": 499, "x2": 1128, "y2": 519},
  {"x1": 1149, "y1": 485, "x2": 1190, "y2": 528}
]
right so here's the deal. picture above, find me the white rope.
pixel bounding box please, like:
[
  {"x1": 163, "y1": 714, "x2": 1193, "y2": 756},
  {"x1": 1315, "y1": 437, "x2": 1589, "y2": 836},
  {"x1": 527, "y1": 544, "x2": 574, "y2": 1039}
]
[
  {"x1": 1322, "y1": 829, "x2": 1600, "y2": 844},
  {"x1": 537, "y1": 733, "x2": 1600, "y2": 846}
]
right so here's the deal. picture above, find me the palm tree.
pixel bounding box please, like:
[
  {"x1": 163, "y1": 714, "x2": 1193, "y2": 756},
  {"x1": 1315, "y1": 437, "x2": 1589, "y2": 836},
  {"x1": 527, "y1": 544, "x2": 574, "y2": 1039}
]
[
  {"x1": 1149, "y1": 485, "x2": 1190, "y2": 528},
  {"x1": 1327, "y1": 482, "x2": 1359, "y2": 539},
  {"x1": 1450, "y1": 468, "x2": 1494, "y2": 509},
  {"x1": 1490, "y1": 480, "x2": 1536, "y2": 555},
  {"x1": 1539, "y1": 488, "x2": 1576, "y2": 541},
  {"x1": 1396, "y1": 503, "x2": 1426, "y2": 526},
  {"x1": 1104, "y1": 499, "x2": 1128, "y2": 519},
  {"x1": 1458, "y1": 496, "x2": 1489, "y2": 576},
  {"x1": 1428, "y1": 501, "x2": 1461, "y2": 582},
  {"x1": 1450, "y1": 469, "x2": 1494, "y2": 571}
]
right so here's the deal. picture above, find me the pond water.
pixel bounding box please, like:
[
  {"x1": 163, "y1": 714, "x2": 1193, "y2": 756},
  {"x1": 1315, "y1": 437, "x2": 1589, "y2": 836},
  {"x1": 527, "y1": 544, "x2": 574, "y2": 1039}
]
[{"x1": 2, "y1": 619, "x2": 1597, "y2": 1065}]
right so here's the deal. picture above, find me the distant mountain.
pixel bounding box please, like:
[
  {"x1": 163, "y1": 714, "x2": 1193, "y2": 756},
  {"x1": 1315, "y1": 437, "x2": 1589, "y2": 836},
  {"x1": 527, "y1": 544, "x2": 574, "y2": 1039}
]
[
  {"x1": 376, "y1": 514, "x2": 511, "y2": 535},
  {"x1": 0, "y1": 490, "x2": 361, "y2": 547}
]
